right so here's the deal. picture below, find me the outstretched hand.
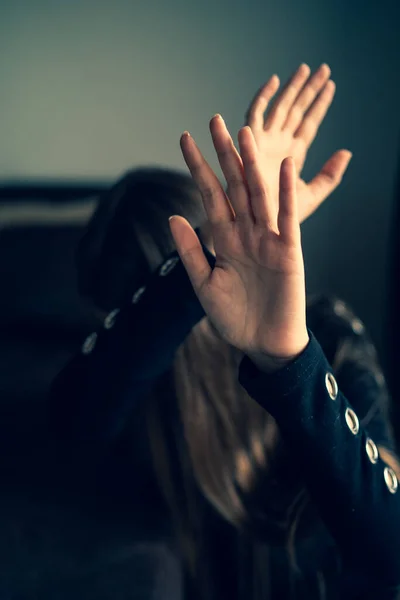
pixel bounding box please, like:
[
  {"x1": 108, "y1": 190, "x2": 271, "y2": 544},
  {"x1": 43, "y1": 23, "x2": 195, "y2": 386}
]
[
  {"x1": 169, "y1": 116, "x2": 309, "y2": 368},
  {"x1": 245, "y1": 63, "x2": 352, "y2": 223}
]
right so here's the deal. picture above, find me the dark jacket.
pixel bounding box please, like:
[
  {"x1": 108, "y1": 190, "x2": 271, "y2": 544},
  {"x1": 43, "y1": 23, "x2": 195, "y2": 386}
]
[{"x1": 50, "y1": 244, "x2": 400, "y2": 600}]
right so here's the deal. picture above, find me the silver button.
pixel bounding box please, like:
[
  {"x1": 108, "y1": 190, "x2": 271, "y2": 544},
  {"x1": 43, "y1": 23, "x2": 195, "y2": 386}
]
[
  {"x1": 82, "y1": 332, "x2": 97, "y2": 355},
  {"x1": 351, "y1": 318, "x2": 364, "y2": 334},
  {"x1": 384, "y1": 466, "x2": 398, "y2": 494},
  {"x1": 132, "y1": 286, "x2": 146, "y2": 304},
  {"x1": 104, "y1": 308, "x2": 120, "y2": 330},
  {"x1": 325, "y1": 372, "x2": 338, "y2": 400},
  {"x1": 159, "y1": 257, "x2": 179, "y2": 276},
  {"x1": 333, "y1": 300, "x2": 347, "y2": 316},
  {"x1": 366, "y1": 438, "x2": 379, "y2": 464},
  {"x1": 345, "y1": 407, "x2": 359, "y2": 435}
]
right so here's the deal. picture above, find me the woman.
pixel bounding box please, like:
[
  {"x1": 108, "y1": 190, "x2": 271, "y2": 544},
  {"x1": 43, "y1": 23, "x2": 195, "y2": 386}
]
[{"x1": 50, "y1": 65, "x2": 400, "y2": 598}]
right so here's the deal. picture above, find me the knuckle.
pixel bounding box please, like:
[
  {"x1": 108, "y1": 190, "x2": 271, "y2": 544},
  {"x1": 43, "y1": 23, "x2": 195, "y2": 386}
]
[
  {"x1": 303, "y1": 123, "x2": 317, "y2": 141},
  {"x1": 191, "y1": 162, "x2": 204, "y2": 178},
  {"x1": 334, "y1": 173, "x2": 343, "y2": 184},
  {"x1": 310, "y1": 79, "x2": 322, "y2": 93},
  {"x1": 202, "y1": 185, "x2": 217, "y2": 201},
  {"x1": 297, "y1": 89, "x2": 314, "y2": 109},
  {"x1": 251, "y1": 183, "x2": 266, "y2": 199},
  {"x1": 217, "y1": 147, "x2": 231, "y2": 162},
  {"x1": 287, "y1": 82, "x2": 299, "y2": 96},
  {"x1": 291, "y1": 104, "x2": 304, "y2": 121},
  {"x1": 228, "y1": 175, "x2": 245, "y2": 192},
  {"x1": 245, "y1": 155, "x2": 258, "y2": 168},
  {"x1": 273, "y1": 103, "x2": 286, "y2": 120}
]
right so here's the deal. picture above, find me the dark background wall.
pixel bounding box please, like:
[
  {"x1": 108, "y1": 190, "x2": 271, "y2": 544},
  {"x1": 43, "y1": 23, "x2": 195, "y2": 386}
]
[
  {"x1": 0, "y1": 0, "x2": 399, "y2": 358},
  {"x1": 0, "y1": 2, "x2": 399, "y2": 597}
]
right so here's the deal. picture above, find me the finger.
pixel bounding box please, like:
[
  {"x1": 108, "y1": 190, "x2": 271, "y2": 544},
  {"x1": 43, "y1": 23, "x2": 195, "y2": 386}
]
[
  {"x1": 264, "y1": 63, "x2": 311, "y2": 131},
  {"x1": 307, "y1": 150, "x2": 353, "y2": 209},
  {"x1": 237, "y1": 126, "x2": 275, "y2": 228},
  {"x1": 283, "y1": 63, "x2": 331, "y2": 133},
  {"x1": 169, "y1": 215, "x2": 211, "y2": 295},
  {"x1": 209, "y1": 114, "x2": 254, "y2": 221},
  {"x1": 277, "y1": 157, "x2": 300, "y2": 243},
  {"x1": 245, "y1": 75, "x2": 280, "y2": 130},
  {"x1": 180, "y1": 131, "x2": 234, "y2": 225},
  {"x1": 294, "y1": 79, "x2": 336, "y2": 147}
]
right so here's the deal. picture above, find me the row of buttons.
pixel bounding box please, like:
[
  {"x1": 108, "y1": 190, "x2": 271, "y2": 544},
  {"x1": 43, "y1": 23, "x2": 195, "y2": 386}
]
[
  {"x1": 325, "y1": 371, "x2": 398, "y2": 494},
  {"x1": 81, "y1": 255, "x2": 181, "y2": 355}
]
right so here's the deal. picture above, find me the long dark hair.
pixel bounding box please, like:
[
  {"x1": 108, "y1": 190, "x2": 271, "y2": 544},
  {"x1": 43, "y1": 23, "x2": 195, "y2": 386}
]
[
  {"x1": 77, "y1": 167, "x2": 207, "y2": 311},
  {"x1": 77, "y1": 167, "x2": 400, "y2": 599}
]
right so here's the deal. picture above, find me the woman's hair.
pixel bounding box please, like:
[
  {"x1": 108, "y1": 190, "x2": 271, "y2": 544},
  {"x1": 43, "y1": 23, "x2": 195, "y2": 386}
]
[
  {"x1": 77, "y1": 166, "x2": 207, "y2": 312},
  {"x1": 77, "y1": 168, "x2": 400, "y2": 599},
  {"x1": 146, "y1": 317, "x2": 305, "y2": 599},
  {"x1": 147, "y1": 305, "x2": 400, "y2": 599}
]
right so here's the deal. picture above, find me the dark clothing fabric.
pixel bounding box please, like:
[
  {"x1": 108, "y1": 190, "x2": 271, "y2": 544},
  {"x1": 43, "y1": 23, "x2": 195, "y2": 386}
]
[
  {"x1": 239, "y1": 335, "x2": 398, "y2": 595},
  {"x1": 50, "y1": 244, "x2": 400, "y2": 599}
]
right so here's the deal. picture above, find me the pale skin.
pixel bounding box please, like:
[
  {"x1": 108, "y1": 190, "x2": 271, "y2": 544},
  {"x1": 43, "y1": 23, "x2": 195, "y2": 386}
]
[
  {"x1": 199, "y1": 63, "x2": 352, "y2": 248},
  {"x1": 172, "y1": 64, "x2": 352, "y2": 372},
  {"x1": 169, "y1": 116, "x2": 310, "y2": 374},
  {"x1": 245, "y1": 63, "x2": 352, "y2": 223}
]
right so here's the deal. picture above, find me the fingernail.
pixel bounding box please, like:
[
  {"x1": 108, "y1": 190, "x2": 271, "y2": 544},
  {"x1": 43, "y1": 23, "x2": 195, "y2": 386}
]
[
  {"x1": 212, "y1": 113, "x2": 222, "y2": 120},
  {"x1": 182, "y1": 131, "x2": 191, "y2": 137}
]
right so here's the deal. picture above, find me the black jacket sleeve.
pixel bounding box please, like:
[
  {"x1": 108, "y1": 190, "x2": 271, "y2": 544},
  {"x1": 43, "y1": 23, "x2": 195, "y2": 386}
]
[
  {"x1": 238, "y1": 319, "x2": 400, "y2": 597},
  {"x1": 49, "y1": 244, "x2": 216, "y2": 445}
]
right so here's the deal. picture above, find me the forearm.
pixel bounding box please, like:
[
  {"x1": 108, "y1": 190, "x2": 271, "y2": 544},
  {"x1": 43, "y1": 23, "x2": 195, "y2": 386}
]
[
  {"x1": 49, "y1": 243, "x2": 216, "y2": 443},
  {"x1": 239, "y1": 331, "x2": 400, "y2": 587}
]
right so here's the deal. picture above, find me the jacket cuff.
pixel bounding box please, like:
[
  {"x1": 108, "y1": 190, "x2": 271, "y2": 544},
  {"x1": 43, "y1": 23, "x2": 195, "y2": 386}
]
[{"x1": 238, "y1": 330, "x2": 320, "y2": 408}]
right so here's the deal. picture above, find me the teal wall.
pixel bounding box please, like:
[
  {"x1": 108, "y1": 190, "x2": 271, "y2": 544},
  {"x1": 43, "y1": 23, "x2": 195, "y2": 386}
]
[{"x1": 0, "y1": 0, "x2": 399, "y2": 356}]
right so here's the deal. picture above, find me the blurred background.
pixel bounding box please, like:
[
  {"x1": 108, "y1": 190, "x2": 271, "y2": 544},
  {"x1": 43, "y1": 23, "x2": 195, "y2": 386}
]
[{"x1": 0, "y1": 0, "x2": 399, "y2": 597}]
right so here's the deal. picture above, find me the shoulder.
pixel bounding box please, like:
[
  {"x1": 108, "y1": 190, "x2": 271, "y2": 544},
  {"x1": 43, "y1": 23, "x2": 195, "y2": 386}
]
[
  {"x1": 306, "y1": 294, "x2": 381, "y2": 374},
  {"x1": 306, "y1": 294, "x2": 393, "y2": 445},
  {"x1": 306, "y1": 294, "x2": 368, "y2": 343}
]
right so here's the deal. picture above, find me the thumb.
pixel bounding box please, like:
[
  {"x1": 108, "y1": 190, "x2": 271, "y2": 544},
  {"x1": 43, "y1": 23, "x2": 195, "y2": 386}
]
[
  {"x1": 169, "y1": 215, "x2": 211, "y2": 296},
  {"x1": 308, "y1": 149, "x2": 352, "y2": 206}
]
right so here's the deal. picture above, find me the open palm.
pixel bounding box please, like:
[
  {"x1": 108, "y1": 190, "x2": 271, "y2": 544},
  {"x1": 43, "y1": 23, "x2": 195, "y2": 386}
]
[
  {"x1": 246, "y1": 63, "x2": 352, "y2": 223},
  {"x1": 169, "y1": 116, "x2": 309, "y2": 361}
]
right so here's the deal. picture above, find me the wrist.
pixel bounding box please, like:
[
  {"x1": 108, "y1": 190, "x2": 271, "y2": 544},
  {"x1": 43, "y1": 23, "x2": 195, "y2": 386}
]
[
  {"x1": 246, "y1": 353, "x2": 294, "y2": 374},
  {"x1": 247, "y1": 331, "x2": 310, "y2": 374}
]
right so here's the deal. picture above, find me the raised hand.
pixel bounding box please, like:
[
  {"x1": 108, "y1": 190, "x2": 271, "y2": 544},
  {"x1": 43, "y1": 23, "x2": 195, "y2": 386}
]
[
  {"x1": 245, "y1": 63, "x2": 352, "y2": 223},
  {"x1": 169, "y1": 115, "x2": 309, "y2": 368}
]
